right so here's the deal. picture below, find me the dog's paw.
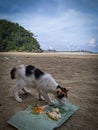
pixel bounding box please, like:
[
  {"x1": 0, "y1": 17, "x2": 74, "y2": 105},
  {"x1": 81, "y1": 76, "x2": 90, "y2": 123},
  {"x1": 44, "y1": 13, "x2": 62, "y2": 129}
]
[
  {"x1": 22, "y1": 88, "x2": 32, "y2": 94},
  {"x1": 28, "y1": 89, "x2": 32, "y2": 93},
  {"x1": 16, "y1": 98, "x2": 22, "y2": 102},
  {"x1": 39, "y1": 96, "x2": 45, "y2": 101},
  {"x1": 49, "y1": 103, "x2": 54, "y2": 106},
  {"x1": 48, "y1": 102, "x2": 55, "y2": 106},
  {"x1": 24, "y1": 89, "x2": 32, "y2": 95}
]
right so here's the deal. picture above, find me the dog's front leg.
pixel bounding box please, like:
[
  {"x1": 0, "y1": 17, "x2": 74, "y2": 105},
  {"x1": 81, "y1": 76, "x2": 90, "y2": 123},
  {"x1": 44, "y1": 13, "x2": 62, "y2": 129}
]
[
  {"x1": 39, "y1": 90, "x2": 54, "y2": 105},
  {"x1": 39, "y1": 93, "x2": 45, "y2": 101},
  {"x1": 46, "y1": 94, "x2": 54, "y2": 105}
]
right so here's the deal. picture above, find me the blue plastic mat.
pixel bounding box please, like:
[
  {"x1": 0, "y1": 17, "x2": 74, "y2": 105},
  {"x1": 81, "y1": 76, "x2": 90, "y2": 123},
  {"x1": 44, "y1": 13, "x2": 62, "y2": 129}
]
[{"x1": 8, "y1": 102, "x2": 78, "y2": 130}]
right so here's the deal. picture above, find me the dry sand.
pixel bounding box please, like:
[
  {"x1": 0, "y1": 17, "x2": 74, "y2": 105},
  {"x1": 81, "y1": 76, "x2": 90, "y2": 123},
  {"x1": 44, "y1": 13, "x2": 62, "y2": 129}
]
[{"x1": 0, "y1": 52, "x2": 98, "y2": 130}]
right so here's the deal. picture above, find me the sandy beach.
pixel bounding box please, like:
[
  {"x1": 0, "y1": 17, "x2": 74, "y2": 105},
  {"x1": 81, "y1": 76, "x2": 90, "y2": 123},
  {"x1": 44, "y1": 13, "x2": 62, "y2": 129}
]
[{"x1": 0, "y1": 52, "x2": 98, "y2": 130}]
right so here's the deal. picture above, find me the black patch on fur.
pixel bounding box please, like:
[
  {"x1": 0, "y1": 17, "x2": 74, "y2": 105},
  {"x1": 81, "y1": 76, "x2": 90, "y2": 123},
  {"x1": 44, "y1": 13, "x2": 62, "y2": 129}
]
[
  {"x1": 25, "y1": 65, "x2": 36, "y2": 76},
  {"x1": 57, "y1": 93, "x2": 65, "y2": 99},
  {"x1": 10, "y1": 67, "x2": 16, "y2": 79},
  {"x1": 34, "y1": 68, "x2": 44, "y2": 80}
]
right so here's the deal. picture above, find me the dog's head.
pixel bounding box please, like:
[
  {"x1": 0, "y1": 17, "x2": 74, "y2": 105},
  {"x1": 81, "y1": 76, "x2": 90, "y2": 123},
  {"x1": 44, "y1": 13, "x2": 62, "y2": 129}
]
[{"x1": 56, "y1": 85, "x2": 71, "y2": 103}]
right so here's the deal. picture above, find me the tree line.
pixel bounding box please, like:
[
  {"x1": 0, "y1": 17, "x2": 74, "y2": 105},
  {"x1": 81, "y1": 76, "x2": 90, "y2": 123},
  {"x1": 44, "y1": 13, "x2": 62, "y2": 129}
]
[{"x1": 0, "y1": 19, "x2": 41, "y2": 52}]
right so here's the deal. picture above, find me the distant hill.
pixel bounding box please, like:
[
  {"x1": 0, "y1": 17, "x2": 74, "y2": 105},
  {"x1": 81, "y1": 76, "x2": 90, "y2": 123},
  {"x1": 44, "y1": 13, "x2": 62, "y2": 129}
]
[{"x1": 0, "y1": 19, "x2": 41, "y2": 52}]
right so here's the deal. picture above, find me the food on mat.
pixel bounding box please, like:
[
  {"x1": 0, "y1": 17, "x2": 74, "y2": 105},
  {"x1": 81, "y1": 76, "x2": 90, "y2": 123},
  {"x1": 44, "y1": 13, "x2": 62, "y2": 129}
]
[
  {"x1": 47, "y1": 108, "x2": 61, "y2": 121},
  {"x1": 53, "y1": 108, "x2": 59, "y2": 113},
  {"x1": 31, "y1": 105, "x2": 63, "y2": 121},
  {"x1": 32, "y1": 106, "x2": 44, "y2": 114}
]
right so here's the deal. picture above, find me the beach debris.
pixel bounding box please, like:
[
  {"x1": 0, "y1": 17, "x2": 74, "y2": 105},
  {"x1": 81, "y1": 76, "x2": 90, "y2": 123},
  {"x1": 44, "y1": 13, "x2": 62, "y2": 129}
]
[{"x1": 4, "y1": 57, "x2": 9, "y2": 60}]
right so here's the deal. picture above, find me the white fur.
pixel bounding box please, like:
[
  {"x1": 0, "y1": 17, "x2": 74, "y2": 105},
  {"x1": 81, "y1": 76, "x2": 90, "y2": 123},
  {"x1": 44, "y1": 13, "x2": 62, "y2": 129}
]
[{"x1": 12, "y1": 65, "x2": 65, "y2": 105}]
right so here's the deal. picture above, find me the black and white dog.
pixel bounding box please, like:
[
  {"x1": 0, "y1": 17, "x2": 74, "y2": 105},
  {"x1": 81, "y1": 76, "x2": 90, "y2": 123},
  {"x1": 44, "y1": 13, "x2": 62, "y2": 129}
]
[{"x1": 10, "y1": 64, "x2": 70, "y2": 105}]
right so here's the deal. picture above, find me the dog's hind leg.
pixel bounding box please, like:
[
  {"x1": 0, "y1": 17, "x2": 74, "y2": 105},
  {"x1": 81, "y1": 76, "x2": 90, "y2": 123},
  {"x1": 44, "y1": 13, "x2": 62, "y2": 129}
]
[{"x1": 14, "y1": 84, "x2": 23, "y2": 102}]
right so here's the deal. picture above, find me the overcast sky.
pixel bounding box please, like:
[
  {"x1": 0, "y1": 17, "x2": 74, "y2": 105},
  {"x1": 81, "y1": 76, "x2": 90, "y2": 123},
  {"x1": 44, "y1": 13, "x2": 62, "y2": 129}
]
[{"x1": 0, "y1": 0, "x2": 98, "y2": 52}]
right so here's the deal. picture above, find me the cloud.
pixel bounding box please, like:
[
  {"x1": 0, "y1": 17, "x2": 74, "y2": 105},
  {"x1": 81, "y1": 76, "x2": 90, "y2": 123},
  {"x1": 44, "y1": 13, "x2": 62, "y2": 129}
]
[
  {"x1": 12, "y1": 8, "x2": 96, "y2": 51},
  {"x1": 17, "y1": 9, "x2": 87, "y2": 35},
  {"x1": 89, "y1": 38, "x2": 96, "y2": 47}
]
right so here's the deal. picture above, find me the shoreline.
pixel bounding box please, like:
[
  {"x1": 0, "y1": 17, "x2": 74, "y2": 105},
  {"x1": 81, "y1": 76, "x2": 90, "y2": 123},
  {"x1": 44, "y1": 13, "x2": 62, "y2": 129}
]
[
  {"x1": 0, "y1": 51, "x2": 98, "y2": 55},
  {"x1": 0, "y1": 52, "x2": 98, "y2": 59}
]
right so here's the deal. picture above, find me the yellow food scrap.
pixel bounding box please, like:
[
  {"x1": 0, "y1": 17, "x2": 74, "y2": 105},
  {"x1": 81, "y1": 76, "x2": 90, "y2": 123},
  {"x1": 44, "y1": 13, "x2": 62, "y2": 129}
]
[
  {"x1": 47, "y1": 108, "x2": 61, "y2": 121},
  {"x1": 53, "y1": 108, "x2": 59, "y2": 113},
  {"x1": 47, "y1": 112, "x2": 58, "y2": 121}
]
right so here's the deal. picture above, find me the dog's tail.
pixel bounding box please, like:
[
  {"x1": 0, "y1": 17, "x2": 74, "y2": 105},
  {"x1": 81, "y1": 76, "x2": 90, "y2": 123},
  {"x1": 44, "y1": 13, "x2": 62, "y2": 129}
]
[{"x1": 10, "y1": 67, "x2": 17, "y2": 79}]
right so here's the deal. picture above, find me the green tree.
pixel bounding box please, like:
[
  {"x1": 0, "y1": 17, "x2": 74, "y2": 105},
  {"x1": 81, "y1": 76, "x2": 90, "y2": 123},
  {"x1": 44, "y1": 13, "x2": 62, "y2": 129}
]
[{"x1": 0, "y1": 19, "x2": 41, "y2": 52}]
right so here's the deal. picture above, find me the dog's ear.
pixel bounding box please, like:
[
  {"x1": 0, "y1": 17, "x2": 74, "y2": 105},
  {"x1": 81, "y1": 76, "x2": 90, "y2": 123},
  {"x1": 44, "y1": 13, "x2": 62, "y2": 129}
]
[{"x1": 65, "y1": 87, "x2": 71, "y2": 92}]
